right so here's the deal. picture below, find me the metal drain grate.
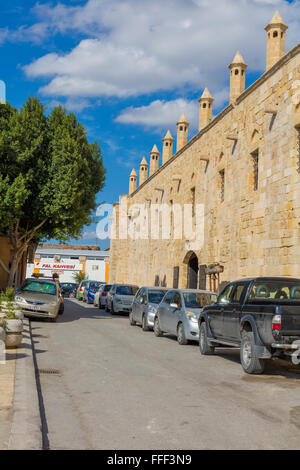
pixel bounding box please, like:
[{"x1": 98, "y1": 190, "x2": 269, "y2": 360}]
[{"x1": 38, "y1": 368, "x2": 61, "y2": 375}]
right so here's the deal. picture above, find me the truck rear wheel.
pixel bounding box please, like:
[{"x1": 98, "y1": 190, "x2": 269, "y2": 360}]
[
  {"x1": 240, "y1": 331, "x2": 265, "y2": 374},
  {"x1": 199, "y1": 322, "x2": 215, "y2": 355}
]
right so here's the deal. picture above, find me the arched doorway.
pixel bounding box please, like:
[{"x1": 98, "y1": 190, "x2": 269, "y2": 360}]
[{"x1": 187, "y1": 252, "x2": 199, "y2": 289}]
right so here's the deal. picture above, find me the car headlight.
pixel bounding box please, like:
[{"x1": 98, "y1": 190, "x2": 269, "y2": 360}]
[
  {"x1": 15, "y1": 296, "x2": 26, "y2": 303},
  {"x1": 148, "y1": 305, "x2": 157, "y2": 314},
  {"x1": 186, "y1": 312, "x2": 198, "y2": 323}
]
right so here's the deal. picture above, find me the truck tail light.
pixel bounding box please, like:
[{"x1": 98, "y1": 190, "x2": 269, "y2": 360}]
[
  {"x1": 102, "y1": 292, "x2": 107, "y2": 297},
  {"x1": 272, "y1": 314, "x2": 282, "y2": 331}
]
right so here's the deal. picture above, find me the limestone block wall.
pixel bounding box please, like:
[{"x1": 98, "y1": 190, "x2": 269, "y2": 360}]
[{"x1": 109, "y1": 44, "x2": 300, "y2": 290}]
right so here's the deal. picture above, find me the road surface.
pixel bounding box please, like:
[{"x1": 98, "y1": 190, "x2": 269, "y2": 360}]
[{"x1": 30, "y1": 299, "x2": 300, "y2": 450}]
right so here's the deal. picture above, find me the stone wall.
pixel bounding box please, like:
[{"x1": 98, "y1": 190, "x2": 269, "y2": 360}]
[{"x1": 109, "y1": 43, "x2": 300, "y2": 291}]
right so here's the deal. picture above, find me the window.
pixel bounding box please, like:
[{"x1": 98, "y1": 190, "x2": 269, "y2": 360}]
[
  {"x1": 219, "y1": 170, "x2": 225, "y2": 202},
  {"x1": 248, "y1": 281, "x2": 300, "y2": 304},
  {"x1": 252, "y1": 150, "x2": 259, "y2": 191},
  {"x1": 217, "y1": 284, "x2": 235, "y2": 304},
  {"x1": 203, "y1": 103, "x2": 207, "y2": 108},
  {"x1": 148, "y1": 290, "x2": 167, "y2": 304},
  {"x1": 164, "y1": 291, "x2": 174, "y2": 304},
  {"x1": 235, "y1": 69, "x2": 239, "y2": 75},
  {"x1": 273, "y1": 31, "x2": 278, "y2": 38},
  {"x1": 232, "y1": 284, "x2": 247, "y2": 304},
  {"x1": 171, "y1": 292, "x2": 182, "y2": 308},
  {"x1": 92, "y1": 265, "x2": 99, "y2": 271},
  {"x1": 191, "y1": 187, "x2": 196, "y2": 217}
]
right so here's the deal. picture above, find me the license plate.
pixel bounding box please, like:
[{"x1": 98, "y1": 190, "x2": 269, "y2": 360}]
[{"x1": 27, "y1": 304, "x2": 42, "y2": 311}]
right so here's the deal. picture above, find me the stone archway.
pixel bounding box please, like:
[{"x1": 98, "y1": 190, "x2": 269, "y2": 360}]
[{"x1": 183, "y1": 251, "x2": 199, "y2": 289}]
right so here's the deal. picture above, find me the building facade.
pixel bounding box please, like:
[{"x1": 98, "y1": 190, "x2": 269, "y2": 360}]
[
  {"x1": 26, "y1": 245, "x2": 110, "y2": 284},
  {"x1": 109, "y1": 12, "x2": 300, "y2": 292}
]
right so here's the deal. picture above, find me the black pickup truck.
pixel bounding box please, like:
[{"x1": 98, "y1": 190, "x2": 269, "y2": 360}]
[{"x1": 199, "y1": 277, "x2": 300, "y2": 374}]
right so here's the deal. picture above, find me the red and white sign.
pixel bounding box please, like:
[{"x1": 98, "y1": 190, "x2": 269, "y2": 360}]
[{"x1": 35, "y1": 261, "x2": 83, "y2": 272}]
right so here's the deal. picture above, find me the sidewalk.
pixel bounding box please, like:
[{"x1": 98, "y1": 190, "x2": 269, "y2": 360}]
[
  {"x1": 0, "y1": 347, "x2": 16, "y2": 450},
  {"x1": 0, "y1": 319, "x2": 42, "y2": 450}
]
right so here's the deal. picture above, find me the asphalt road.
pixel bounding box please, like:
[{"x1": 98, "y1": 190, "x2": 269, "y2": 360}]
[{"x1": 30, "y1": 299, "x2": 300, "y2": 450}]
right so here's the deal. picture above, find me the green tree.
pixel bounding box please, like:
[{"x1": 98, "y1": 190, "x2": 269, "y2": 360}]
[
  {"x1": 72, "y1": 271, "x2": 87, "y2": 284},
  {"x1": 0, "y1": 97, "x2": 105, "y2": 287}
]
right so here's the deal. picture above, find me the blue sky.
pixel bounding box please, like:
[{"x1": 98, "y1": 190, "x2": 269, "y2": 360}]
[{"x1": 0, "y1": 0, "x2": 298, "y2": 249}]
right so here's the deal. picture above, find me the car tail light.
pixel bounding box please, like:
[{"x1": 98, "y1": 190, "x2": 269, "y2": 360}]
[
  {"x1": 102, "y1": 292, "x2": 107, "y2": 297},
  {"x1": 272, "y1": 314, "x2": 282, "y2": 331},
  {"x1": 80, "y1": 286, "x2": 83, "y2": 291}
]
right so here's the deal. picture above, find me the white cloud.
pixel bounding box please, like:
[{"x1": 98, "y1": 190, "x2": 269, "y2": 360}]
[
  {"x1": 22, "y1": 0, "x2": 300, "y2": 103},
  {"x1": 115, "y1": 99, "x2": 199, "y2": 130},
  {"x1": 115, "y1": 90, "x2": 230, "y2": 129}
]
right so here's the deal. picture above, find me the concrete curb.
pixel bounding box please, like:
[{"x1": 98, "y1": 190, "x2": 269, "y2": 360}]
[{"x1": 8, "y1": 318, "x2": 42, "y2": 450}]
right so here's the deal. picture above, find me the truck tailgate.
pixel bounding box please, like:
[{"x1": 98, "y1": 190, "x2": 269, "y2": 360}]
[{"x1": 281, "y1": 306, "x2": 300, "y2": 335}]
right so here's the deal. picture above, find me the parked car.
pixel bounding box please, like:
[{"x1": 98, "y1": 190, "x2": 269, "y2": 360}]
[
  {"x1": 198, "y1": 277, "x2": 300, "y2": 374},
  {"x1": 60, "y1": 282, "x2": 78, "y2": 298},
  {"x1": 94, "y1": 284, "x2": 112, "y2": 308},
  {"x1": 106, "y1": 284, "x2": 139, "y2": 314},
  {"x1": 130, "y1": 287, "x2": 168, "y2": 331},
  {"x1": 15, "y1": 278, "x2": 64, "y2": 322},
  {"x1": 154, "y1": 289, "x2": 217, "y2": 345},
  {"x1": 76, "y1": 280, "x2": 89, "y2": 301},
  {"x1": 83, "y1": 281, "x2": 104, "y2": 304}
]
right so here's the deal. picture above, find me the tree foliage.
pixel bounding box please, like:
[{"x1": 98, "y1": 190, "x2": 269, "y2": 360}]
[{"x1": 0, "y1": 97, "x2": 106, "y2": 286}]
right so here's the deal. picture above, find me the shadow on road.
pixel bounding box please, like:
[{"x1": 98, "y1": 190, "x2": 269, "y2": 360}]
[{"x1": 56, "y1": 299, "x2": 129, "y2": 324}]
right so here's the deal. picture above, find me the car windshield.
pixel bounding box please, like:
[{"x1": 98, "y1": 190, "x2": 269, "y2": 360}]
[
  {"x1": 249, "y1": 281, "x2": 300, "y2": 303},
  {"x1": 116, "y1": 286, "x2": 138, "y2": 295},
  {"x1": 61, "y1": 283, "x2": 77, "y2": 289},
  {"x1": 90, "y1": 282, "x2": 101, "y2": 290},
  {"x1": 21, "y1": 280, "x2": 57, "y2": 296},
  {"x1": 148, "y1": 290, "x2": 167, "y2": 304},
  {"x1": 183, "y1": 292, "x2": 216, "y2": 308},
  {"x1": 104, "y1": 285, "x2": 112, "y2": 292}
]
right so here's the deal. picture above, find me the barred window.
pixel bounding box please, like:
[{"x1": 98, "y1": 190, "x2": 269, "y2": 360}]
[{"x1": 252, "y1": 150, "x2": 259, "y2": 191}]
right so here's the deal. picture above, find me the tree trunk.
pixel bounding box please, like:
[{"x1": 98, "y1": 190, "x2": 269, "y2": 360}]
[{"x1": 7, "y1": 247, "x2": 25, "y2": 288}]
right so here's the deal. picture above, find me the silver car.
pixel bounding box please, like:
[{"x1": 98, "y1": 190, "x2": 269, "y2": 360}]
[
  {"x1": 130, "y1": 287, "x2": 168, "y2": 331},
  {"x1": 94, "y1": 284, "x2": 112, "y2": 308},
  {"x1": 15, "y1": 278, "x2": 64, "y2": 322},
  {"x1": 154, "y1": 289, "x2": 217, "y2": 344},
  {"x1": 106, "y1": 284, "x2": 139, "y2": 314}
]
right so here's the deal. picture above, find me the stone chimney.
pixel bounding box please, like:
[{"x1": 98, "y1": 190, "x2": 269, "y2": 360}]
[{"x1": 265, "y1": 11, "x2": 288, "y2": 71}]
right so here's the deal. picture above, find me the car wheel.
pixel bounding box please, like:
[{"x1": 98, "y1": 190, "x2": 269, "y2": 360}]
[
  {"x1": 177, "y1": 323, "x2": 188, "y2": 345},
  {"x1": 129, "y1": 311, "x2": 136, "y2": 326},
  {"x1": 111, "y1": 301, "x2": 115, "y2": 315},
  {"x1": 49, "y1": 317, "x2": 57, "y2": 323},
  {"x1": 105, "y1": 302, "x2": 109, "y2": 312},
  {"x1": 240, "y1": 331, "x2": 265, "y2": 375},
  {"x1": 142, "y1": 314, "x2": 150, "y2": 331},
  {"x1": 199, "y1": 322, "x2": 215, "y2": 355},
  {"x1": 59, "y1": 304, "x2": 64, "y2": 315},
  {"x1": 154, "y1": 317, "x2": 163, "y2": 337}
]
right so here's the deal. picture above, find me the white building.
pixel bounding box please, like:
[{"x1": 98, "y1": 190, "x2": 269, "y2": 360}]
[{"x1": 26, "y1": 246, "x2": 110, "y2": 283}]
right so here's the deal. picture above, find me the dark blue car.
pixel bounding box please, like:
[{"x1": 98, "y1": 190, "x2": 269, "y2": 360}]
[{"x1": 83, "y1": 281, "x2": 104, "y2": 304}]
